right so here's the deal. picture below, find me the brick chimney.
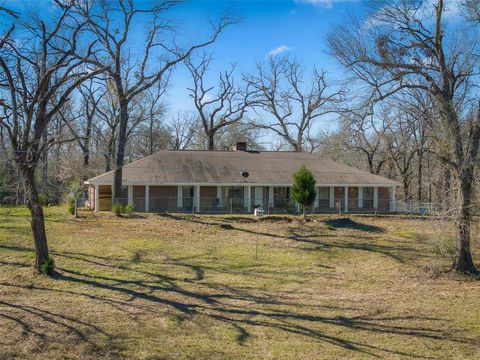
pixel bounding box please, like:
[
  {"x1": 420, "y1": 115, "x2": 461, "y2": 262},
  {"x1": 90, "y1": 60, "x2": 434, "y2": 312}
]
[{"x1": 233, "y1": 142, "x2": 247, "y2": 151}]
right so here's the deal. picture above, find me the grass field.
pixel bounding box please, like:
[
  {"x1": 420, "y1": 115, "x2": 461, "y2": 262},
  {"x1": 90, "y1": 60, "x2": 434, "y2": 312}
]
[{"x1": 1, "y1": 206, "x2": 480, "y2": 359}]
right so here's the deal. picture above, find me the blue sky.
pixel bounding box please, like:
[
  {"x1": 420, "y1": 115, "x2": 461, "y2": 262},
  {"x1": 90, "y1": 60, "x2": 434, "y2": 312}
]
[
  {"x1": 164, "y1": 0, "x2": 364, "y2": 113},
  {"x1": 5, "y1": 0, "x2": 365, "y2": 141}
]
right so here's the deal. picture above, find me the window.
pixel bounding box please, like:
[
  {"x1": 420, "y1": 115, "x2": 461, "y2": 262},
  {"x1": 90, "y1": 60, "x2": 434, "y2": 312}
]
[
  {"x1": 364, "y1": 187, "x2": 374, "y2": 199},
  {"x1": 318, "y1": 187, "x2": 329, "y2": 199},
  {"x1": 182, "y1": 186, "x2": 194, "y2": 198},
  {"x1": 318, "y1": 187, "x2": 329, "y2": 208},
  {"x1": 274, "y1": 187, "x2": 290, "y2": 200},
  {"x1": 363, "y1": 187, "x2": 374, "y2": 208},
  {"x1": 227, "y1": 186, "x2": 243, "y2": 199}
]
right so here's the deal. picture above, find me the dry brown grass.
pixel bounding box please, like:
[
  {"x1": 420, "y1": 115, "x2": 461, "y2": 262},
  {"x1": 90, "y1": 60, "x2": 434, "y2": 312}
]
[{"x1": 0, "y1": 206, "x2": 480, "y2": 359}]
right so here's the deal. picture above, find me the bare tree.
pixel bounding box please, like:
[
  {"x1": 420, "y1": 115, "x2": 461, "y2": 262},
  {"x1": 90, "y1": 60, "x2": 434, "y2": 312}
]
[
  {"x1": 462, "y1": 0, "x2": 480, "y2": 20},
  {"x1": 340, "y1": 99, "x2": 387, "y2": 174},
  {"x1": 328, "y1": 0, "x2": 480, "y2": 273},
  {"x1": 94, "y1": 81, "x2": 120, "y2": 172},
  {"x1": 400, "y1": 90, "x2": 433, "y2": 202},
  {"x1": 0, "y1": 2, "x2": 103, "y2": 271},
  {"x1": 74, "y1": 0, "x2": 234, "y2": 203},
  {"x1": 380, "y1": 105, "x2": 418, "y2": 201},
  {"x1": 144, "y1": 83, "x2": 168, "y2": 155},
  {"x1": 246, "y1": 56, "x2": 344, "y2": 152},
  {"x1": 167, "y1": 112, "x2": 196, "y2": 150},
  {"x1": 63, "y1": 79, "x2": 105, "y2": 178},
  {"x1": 186, "y1": 54, "x2": 251, "y2": 150}
]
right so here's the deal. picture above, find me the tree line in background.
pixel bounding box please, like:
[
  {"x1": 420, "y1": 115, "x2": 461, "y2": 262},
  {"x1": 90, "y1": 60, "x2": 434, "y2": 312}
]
[{"x1": 1, "y1": 0, "x2": 480, "y2": 273}]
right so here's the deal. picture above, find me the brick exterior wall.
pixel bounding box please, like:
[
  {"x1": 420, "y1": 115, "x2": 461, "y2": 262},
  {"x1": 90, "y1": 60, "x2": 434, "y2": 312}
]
[
  {"x1": 200, "y1": 186, "x2": 218, "y2": 211},
  {"x1": 378, "y1": 187, "x2": 390, "y2": 211},
  {"x1": 133, "y1": 186, "x2": 146, "y2": 212}
]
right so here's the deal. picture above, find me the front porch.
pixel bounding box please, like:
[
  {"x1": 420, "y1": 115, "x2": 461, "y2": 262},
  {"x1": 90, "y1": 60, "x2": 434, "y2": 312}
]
[{"x1": 89, "y1": 184, "x2": 398, "y2": 214}]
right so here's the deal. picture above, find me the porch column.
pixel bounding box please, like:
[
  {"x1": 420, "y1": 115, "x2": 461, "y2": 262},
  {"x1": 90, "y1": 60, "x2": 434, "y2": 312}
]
[
  {"x1": 194, "y1": 185, "x2": 200, "y2": 212},
  {"x1": 390, "y1": 186, "x2": 397, "y2": 212},
  {"x1": 373, "y1": 187, "x2": 379, "y2": 209},
  {"x1": 344, "y1": 186, "x2": 349, "y2": 213},
  {"x1": 244, "y1": 185, "x2": 252, "y2": 212},
  {"x1": 127, "y1": 185, "x2": 133, "y2": 206},
  {"x1": 94, "y1": 184, "x2": 99, "y2": 212},
  {"x1": 268, "y1": 186, "x2": 274, "y2": 208},
  {"x1": 358, "y1": 186, "x2": 363, "y2": 209},
  {"x1": 145, "y1": 185, "x2": 150, "y2": 212},
  {"x1": 329, "y1": 187, "x2": 334, "y2": 208},
  {"x1": 217, "y1": 186, "x2": 222, "y2": 207},
  {"x1": 177, "y1": 186, "x2": 183, "y2": 209},
  {"x1": 314, "y1": 187, "x2": 319, "y2": 209}
]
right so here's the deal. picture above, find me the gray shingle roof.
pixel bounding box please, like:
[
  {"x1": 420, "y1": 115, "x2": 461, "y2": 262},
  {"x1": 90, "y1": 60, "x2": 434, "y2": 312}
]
[{"x1": 85, "y1": 150, "x2": 400, "y2": 186}]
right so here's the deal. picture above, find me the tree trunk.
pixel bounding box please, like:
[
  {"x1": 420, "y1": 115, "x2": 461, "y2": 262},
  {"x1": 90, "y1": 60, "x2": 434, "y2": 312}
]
[
  {"x1": 105, "y1": 135, "x2": 115, "y2": 172},
  {"x1": 437, "y1": 97, "x2": 478, "y2": 274},
  {"x1": 22, "y1": 166, "x2": 50, "y2": 270},
  {"x1": 367, "y1": 155, "x2": 374, "y2": 174},
  {"x1": 149, "y1": 117, "x2": 154, "y2": 155},
  {"x1": 453, "y1": 174, "x2": 477, "y2": 273},
  {"x1": 105, "y1": 154, "x2": 111, "y2": 172},
  {"x1": 208, "y1": 132, "x2": 214, "y2": 151},
  {"x1": 15, "y1": 165, "x2": 21, "y2": 205},
  {"x1": 441, "y1": 166, "x2": 451, "y2": 213},
  {"x1": 83, "y1": 150, "x2": 90, "y2": 169},
  {"x1": 403, "y1": 178, "x2": 410, "y2": 202},
  {"x1": 82, "y1": 114, "x2": 92, "y2": 176},
  {"x1": 113, "y1": 100, "x2": 129, "y2": 203},
  {"x1": 41, "y1": 129, "x2": 48, "y2": 195},
  {"x1": 417, "y1": 150, "x2": 423, "y2": 202},
  {"x1": 426, "y1": 149, "x2": 432, "y2": 202}
]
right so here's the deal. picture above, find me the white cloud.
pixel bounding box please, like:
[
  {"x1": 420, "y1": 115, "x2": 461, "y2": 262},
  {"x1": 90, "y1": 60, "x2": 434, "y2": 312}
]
[
  {"x1": 296, "y1": 0, "x2": 358, "y2": 8},
  {"x1": 267, "y1": 45, "x2": 292, "y2": 58}
]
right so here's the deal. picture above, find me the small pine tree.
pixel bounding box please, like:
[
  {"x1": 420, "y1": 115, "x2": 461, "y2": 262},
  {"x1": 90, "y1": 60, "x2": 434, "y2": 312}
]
[{"x1": 291, "y1": 166, "x2": 316, "y2": 219}]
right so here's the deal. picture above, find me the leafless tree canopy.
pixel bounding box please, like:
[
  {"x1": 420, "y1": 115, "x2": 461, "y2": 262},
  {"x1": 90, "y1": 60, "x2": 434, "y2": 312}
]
[
  {"x1": 186, "y1": 54, "x2": 251, "y2": 150},
  {"x1": 245, "y1": 56, "x2": 344, "y2": 152},
  {"x1": 73, "y1": 0, "x2": 235, "y2": 201}
]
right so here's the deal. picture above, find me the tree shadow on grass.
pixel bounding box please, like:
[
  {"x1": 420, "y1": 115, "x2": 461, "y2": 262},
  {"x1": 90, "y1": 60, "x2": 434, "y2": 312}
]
[
  {"x1": 1, "y1": 253, "x2": 476, "y2": 359},
  {"x1": 0, "y1": 218, "x2": 475, "y2": 358},
  {"x1": 0, "y1": 298, "x2": 120, "y2": 356},
  {"x1": 324, "y1": 218, "x2": 385, "y2": 233},
  {"x1": 156, "y1": 213, "x2": 420, "y2": 263}
]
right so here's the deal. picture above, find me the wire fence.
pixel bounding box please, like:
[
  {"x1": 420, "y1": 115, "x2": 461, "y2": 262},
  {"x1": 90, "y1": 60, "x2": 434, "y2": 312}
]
[{"x1": 80, "y1": 195, "x2": 397, "y2": 214}]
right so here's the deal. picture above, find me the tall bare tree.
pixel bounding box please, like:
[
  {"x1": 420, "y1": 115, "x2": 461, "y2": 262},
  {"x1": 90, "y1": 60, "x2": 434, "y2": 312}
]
[
  {"x1": 63, "y1": 79, "x2": 105, "y2": 178},
  {"x1": 143, "y1": 82, "x2": 168, "y2": 155},
  {"x1": 380, "y1": 105, "x2": 418, "y2": 201},
  {"x1": 186, "y1": 54, "x2": 251, "y2": 150},
  {"x1": 167, "y1": 112, "x2": 196, "y2": 150},
  {"x1": 328, "y1": 0, "x2": 480, "y2": 273},
  {"x1": 399, "y1": 90, "x2": 433, "y2": 202},
  {"x1": 74, "y1": 0, "x2": 234, "y2": 203},
  {"x1": 0, "y1": 2, "x2": 103, "y2": 271},
  {"x1": 246, "y1": 56, "x2": 344, "y2": 152},
  {"x1": 340, "y1": 99, "x2": 387, "y2": 174}
]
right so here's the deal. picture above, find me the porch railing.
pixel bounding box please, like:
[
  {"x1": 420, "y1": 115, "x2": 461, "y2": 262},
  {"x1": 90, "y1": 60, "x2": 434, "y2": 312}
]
[{"x1": 92, "y1": 196, "x2": 397, "y2": 214}]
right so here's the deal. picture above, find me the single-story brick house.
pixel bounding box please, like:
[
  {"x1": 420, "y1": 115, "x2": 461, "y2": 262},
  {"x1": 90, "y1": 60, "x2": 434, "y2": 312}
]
[{"x1": 85, "y1": 142, "x2": 401, "y2": 214}]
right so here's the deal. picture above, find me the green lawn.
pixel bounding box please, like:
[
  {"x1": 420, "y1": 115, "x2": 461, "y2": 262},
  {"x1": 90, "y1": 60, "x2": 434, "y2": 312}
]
[{"x1": 0, "y1": 206, "x2": 479, "y2": 359}]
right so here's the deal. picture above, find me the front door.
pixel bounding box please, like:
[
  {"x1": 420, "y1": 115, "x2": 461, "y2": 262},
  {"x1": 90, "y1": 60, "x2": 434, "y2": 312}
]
[{"x1": 254, "y1": 187, "x2": 264, "y2": 208}]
